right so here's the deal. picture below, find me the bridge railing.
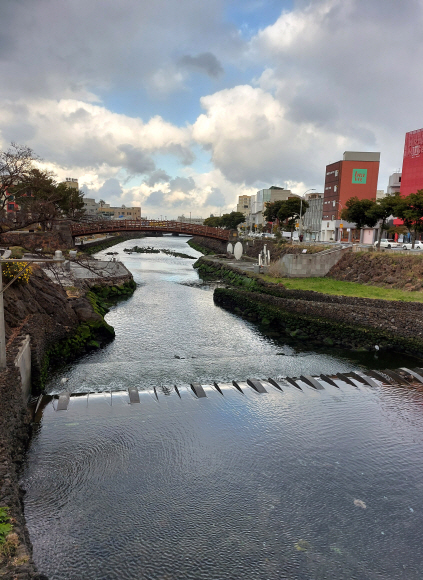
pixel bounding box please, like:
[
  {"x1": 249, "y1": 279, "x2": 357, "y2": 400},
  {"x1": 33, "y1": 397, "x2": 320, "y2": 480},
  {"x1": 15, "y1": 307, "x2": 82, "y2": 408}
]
[{"x1": 70, "y1": 220, "x2": 230, "y2": 241}]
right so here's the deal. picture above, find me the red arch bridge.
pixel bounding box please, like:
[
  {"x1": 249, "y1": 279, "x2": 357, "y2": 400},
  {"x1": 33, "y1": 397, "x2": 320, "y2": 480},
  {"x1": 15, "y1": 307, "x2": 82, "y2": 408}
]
[{"x1": 70, "y1": 220, "x2": 232, "y2": 241}]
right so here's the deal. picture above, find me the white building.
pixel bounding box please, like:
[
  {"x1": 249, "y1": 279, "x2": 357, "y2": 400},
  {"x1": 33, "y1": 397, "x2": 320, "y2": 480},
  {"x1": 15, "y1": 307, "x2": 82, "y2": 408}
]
[
  {"x1": 387, "y1": 172, "x2": 401, "y2": 195},
  {"x1": 248, "y1": 186, "x2": 299, "y2": 230},
  {"x1": 236, "y1": 195, "x2": 251, "y2": 219},
  {"x1": 83, "y1": 198, "x2": 100, "y2": 216},
  {"x1": 177, "y1": 214, "x2": 204, "y2": 225}
]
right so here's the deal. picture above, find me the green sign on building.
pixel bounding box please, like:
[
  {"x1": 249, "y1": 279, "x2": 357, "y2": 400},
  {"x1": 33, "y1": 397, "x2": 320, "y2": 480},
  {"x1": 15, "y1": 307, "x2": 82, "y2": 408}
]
[{"x1": 352, "y1": 168, "x2": 367, "y2": 184}]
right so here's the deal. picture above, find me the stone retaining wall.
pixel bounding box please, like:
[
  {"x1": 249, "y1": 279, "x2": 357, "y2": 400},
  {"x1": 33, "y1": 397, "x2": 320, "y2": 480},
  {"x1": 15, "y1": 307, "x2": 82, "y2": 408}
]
[
  {"x1": 214, "y1": 287, "x2": 423, "y2": 355},
  {"x1": 0, "y1": 231, "x2": 65, "y2": 252},
  {"x1": 0, "y1": 334, "x2": 44, "y2": 579}
]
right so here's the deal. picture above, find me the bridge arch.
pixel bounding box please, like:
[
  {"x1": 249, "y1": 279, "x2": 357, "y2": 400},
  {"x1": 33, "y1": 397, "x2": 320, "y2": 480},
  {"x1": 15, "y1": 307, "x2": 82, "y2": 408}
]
[{"x1": 70, "y1": 219, "x2": 231, "y2": 241}]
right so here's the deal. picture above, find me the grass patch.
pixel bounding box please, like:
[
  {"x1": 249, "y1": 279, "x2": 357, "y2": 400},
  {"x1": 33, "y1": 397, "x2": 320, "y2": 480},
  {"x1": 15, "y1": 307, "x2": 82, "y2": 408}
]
[{"x1": 261, "y1": 275, "x2": 423, "y2": 302}]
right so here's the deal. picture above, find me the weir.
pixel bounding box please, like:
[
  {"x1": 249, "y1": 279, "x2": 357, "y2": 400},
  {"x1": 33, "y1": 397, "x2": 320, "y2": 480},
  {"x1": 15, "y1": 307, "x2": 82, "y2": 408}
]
[
  {"x1": 19, "y1": 237, "x2": 423, "y2": 580},
  {"x1": 23, "y1": 365, "x2": 423, "y2": 580},
  {"x1": 33, "y1": 366, "x2": 423, "y2": 416}
]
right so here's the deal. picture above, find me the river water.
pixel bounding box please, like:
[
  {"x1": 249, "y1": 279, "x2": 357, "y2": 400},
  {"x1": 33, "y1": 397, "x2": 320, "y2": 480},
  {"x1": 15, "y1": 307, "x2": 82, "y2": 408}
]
[{"x1": 21, "y1": 237, "x2": 423, "y2": 579}]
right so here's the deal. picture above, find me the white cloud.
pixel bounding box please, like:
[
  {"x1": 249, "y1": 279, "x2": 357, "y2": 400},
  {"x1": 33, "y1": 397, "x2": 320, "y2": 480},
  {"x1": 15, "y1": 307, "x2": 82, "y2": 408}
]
[
  {"x1": 192, "y1": 84, "x2": 348, "y2": 188},
  {"x1": 0, "y1": 98, "x2": 192, "y2": 178},
  {"x1": 191, "y1": 0, "x2": 423, "y2": 191}
]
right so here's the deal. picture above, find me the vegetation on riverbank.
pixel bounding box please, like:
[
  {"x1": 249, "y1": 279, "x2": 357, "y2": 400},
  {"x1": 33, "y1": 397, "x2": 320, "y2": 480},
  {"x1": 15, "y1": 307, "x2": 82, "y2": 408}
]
[
  {"x1": 187, "y1": 239, "x2": 216, "y2": 255},
  {"x1": 124, "y1": 245, "x2": 195, "y2": 258},
  {"x1": 194, "y1": 257, "x2": 265, "y2": 291},
  {"x1": 37, "y1": 279, "x2": 136, "y2": 391},
  {"x1": 81, "y1": 235, "x2": 126, "y2": 254},
  {"x1": 328, "y1": 251, "x2": 423, "y2": 291},
  {"x1": 197, "y1": 255, "x2": 423, "y2": 303},
  {"x1": 89, "y1": 279, "x2": 137, "y2": 310},
  {"x1": 262, "y1": 275, "x2": 423, "y2": 302}
]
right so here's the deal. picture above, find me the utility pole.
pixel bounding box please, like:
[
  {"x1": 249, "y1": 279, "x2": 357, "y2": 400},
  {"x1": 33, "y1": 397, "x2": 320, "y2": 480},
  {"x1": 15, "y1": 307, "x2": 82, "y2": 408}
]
[{"x1": 0, "y1": 251, "x2": 65, "y2": 369}]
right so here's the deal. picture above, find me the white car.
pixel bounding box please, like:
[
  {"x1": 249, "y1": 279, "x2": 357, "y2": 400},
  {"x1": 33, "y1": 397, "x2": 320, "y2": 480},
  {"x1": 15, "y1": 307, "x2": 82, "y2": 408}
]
[
  {"x1": 374, "y1": 239, "x2": 400, "y2": 249},
  {"x1": 402, "y1": 241, "x2": 423, "y2": 250}
]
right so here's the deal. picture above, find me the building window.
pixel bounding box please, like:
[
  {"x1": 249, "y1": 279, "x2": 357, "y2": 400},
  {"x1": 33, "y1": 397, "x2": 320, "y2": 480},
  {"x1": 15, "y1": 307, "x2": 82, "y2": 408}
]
[
  {"x1": 399, "y1": 177, "x2": 401, "y2": 182},
  {"x1": 334, "y1": 185, "x2": 337, "y2": 192},
  {"x1": 335, "y1": 170, "x2": 339, "y2": 176}
]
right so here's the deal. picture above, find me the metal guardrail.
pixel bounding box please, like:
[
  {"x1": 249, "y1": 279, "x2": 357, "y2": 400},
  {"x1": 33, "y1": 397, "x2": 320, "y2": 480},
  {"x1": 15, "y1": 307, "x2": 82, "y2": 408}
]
[{"x1": 70, "y1": 220, "x2": 231, "y2": 241}]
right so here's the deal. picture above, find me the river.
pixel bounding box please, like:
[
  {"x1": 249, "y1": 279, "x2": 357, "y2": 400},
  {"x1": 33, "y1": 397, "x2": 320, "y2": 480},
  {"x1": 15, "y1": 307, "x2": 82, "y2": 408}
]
[{"x1": 20, "y1": 236, "x2": 423, "y2": 579}]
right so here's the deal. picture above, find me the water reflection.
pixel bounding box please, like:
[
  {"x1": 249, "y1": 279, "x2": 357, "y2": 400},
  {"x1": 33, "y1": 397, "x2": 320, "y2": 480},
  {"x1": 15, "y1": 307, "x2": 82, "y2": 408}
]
[
  {"x1": 22, "y1": 381, "x2": 423, "y2": 579},
  {"x1": 24, "y1": 237, "x2": 423, "y2": 579},
  {"x1": 45, "y1": 237, "x2": 419, "y2": 394}
]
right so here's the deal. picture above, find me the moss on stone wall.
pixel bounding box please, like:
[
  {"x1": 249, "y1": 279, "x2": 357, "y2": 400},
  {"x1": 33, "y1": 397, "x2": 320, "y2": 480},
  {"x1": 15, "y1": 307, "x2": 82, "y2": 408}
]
[
  {"x1": 81, "y1": 235, "x2": 126, "y2": 255},
  {"x1": 214, "y1": 287, "x2": 423, "y2": 356},
  {"x1": 37, "y1": 279, "x2": 136, "y2": 391},
  {"x1": 187, "y1": 239, "x2": 216, "y2": 255},
  {"x1": 38, "y1": 318, "x2": 115, "y2": 391}
]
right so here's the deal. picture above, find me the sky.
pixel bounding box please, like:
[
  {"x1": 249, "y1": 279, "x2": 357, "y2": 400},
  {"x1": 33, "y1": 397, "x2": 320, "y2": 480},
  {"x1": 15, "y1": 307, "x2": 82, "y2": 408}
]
[{"x1": 1, "y1": 0, "x2": 422, "y2": 219}]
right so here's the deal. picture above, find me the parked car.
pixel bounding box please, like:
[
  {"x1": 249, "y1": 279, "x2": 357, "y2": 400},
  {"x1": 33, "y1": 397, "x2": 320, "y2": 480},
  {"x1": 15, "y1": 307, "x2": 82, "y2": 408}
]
[
  {"x1": 402, "y1": 241, "x2": 423, "y2": 250},
  {"x1": 374, "y1": 239, "x2": 400, "y2": 249}
]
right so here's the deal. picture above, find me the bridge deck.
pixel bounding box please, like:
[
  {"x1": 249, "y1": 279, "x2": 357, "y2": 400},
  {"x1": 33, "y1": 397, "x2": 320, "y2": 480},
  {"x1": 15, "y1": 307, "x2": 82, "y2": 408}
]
[{"x1": 71, "y1": 219, "x2": 230, "y2": 241}]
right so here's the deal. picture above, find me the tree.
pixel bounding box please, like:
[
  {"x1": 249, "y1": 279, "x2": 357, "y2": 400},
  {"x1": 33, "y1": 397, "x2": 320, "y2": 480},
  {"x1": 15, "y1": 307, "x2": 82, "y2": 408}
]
[
  {"x1": 56, "y1": 182, "x2": 85, "y2": 219},
  {"x1": 0, "y1": 143, "x2": 40, "y2": 232},
  {"x1": 366, "y1": 193, "x2": 402, "y2": 250},
  {"x1": 394, "y1": 190, "x2": 423, "y2": 248},
  {"x1": 277, "y1": 197, "x2": 309, "y2": 239},
  {"x1": 203, "y1": 216, "x2": 222, "y2": 227},
  {"x1": 263, "y1": 200, "x2": 286, "y2": 223},
  {"x1": 204, "y1": 211, "x2": 245, "y2": 230},
  {"x1": 220, "y1": 211, "x2": 245, "y2": 230},
  {"x1": 340, "y1": 197, "x2": 378, "y2": 231},
  {"x1": 11, "y1": 168, "x2": 85, "y2": 230}
]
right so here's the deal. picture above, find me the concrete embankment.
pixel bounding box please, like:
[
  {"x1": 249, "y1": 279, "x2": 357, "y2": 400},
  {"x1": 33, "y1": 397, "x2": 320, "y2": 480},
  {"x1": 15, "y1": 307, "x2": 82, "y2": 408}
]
[
  {"x1": 196, "y1": 256, "x2": 423, "y2": 356},
  {"x1": 79, "y1": 232, "x2": 146, "y2": 255},
  {"x1": 0, "y1": 260, "x2": 135, "y2": 579}
]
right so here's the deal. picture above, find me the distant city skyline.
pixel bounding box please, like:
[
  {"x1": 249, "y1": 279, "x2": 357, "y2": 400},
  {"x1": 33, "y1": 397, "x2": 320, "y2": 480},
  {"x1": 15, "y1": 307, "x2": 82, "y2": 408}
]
[{"x1": 0, "y1": 0, "x2": 421, "y2": 218}]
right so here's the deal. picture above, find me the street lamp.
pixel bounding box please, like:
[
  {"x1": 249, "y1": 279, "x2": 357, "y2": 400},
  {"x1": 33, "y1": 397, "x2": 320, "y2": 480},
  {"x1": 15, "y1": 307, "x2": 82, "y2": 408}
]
[{"x1": 299, "y1": 189, "x2": 316, "y2": 238}]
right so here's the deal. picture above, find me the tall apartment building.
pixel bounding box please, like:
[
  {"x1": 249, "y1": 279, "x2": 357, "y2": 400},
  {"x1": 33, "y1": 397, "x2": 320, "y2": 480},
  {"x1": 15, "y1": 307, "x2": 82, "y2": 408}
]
[
  {"x1": 321, "y1": 151, "x2": 380, "y2": 242},
  {"x1": 61, "y1": 177, "x2": 79, "y2": 190},
  {"x1": 236, "y1": 195, "x2": 251, "y2": 219},
  {"x1": 248, "y1": 186, "x2": 299, "y2": 230}
]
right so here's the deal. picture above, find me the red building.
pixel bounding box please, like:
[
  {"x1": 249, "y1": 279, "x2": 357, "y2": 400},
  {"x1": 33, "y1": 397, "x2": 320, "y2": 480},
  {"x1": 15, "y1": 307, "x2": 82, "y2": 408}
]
[
  {"x1": 321, "y1": 151, "x2": 380, "y2": 241},
  {"x1": 400, "y1": 128, "x2": 423, "y2": 196}
]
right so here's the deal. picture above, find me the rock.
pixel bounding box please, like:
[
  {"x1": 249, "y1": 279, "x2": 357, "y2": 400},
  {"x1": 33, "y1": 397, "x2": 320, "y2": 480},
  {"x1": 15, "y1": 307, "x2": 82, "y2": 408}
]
[
  {"x1": 73, "y1": 306, "x2": 103, "y2": 324},
  {"x1": 354, "y1": 499, "x2": 367, "y2": 509}
]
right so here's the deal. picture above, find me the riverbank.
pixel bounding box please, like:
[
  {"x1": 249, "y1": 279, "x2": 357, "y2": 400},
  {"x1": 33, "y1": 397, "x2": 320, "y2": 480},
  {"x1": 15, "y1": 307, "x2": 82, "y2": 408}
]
[
  {"x1": 195, "y1": 256, "x2": 423, "y2": 357},
  {"x1": 79, "y1": 232, "x2": 145, "y2": 255},
  {"x1": 0, "y1": 256, "x2": 136, "y2": 578},
  {"x1": 329, "y1": 251, "x2": 423, "y2": 290}
]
